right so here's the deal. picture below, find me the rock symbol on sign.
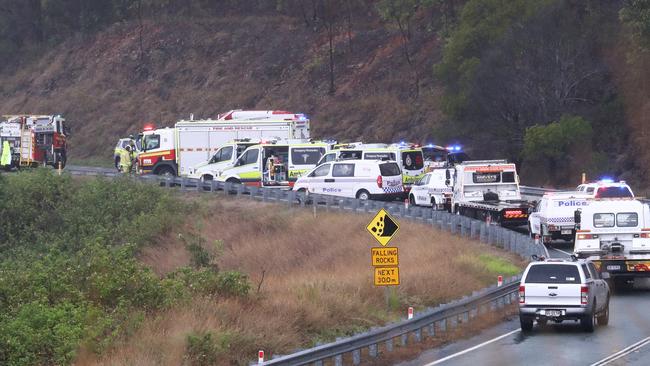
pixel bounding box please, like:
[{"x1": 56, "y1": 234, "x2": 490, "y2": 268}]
[{"x1": 367, "y1": 209, "x2": 400, "y2": 246}]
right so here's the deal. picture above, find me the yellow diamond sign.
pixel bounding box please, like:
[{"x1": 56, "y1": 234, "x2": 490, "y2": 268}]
[{"x1": 366, "y1": 208, "x2": 400, "y2": 246}]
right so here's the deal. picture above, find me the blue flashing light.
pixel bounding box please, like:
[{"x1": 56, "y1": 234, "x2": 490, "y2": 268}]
[
  {"x1": 599, "y1": 177, "x2": 614, "y2": 183},
  {"x1": 453, "y1": 145, "x2": 462, "y2": 151},
  {"x1": 426, "y1": 144, "x2": 434, "y2": 148}
]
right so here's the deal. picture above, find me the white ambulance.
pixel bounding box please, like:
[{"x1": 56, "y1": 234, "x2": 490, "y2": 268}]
[
  {"x1": 528, "y1": 192, "x2": 591, "y2": 243},
  {"x1": 187, "y1": 139, "x2": 260, "y2": 181},
  {"x1": 293, "y1": 159, "x2": 404, "y2": 200}
]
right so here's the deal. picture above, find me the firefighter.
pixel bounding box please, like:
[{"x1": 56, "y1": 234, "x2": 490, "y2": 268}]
[
  {"x1": 1, "y1": 141, "x2": 11, "y2": 167},
  {"x1": 120, "y1": 145, "x2": 134, "y2": 173}
]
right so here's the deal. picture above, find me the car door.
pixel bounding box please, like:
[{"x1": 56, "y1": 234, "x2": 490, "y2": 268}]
[
  {"x1": 231, "y1": 148, "x2": 260, "y2": 181},
  {"x1": 411, "y1": 174, "x2": 428, "y2": 205},
  {"x1": 588, "y1": 262, "x2": 607, "y2": 310},
  {"x1": 306, "y1": 163, "x2": 331, "y2": 194},
  {"x1": 331, "y1": 162, "x2": 356, "y2": 197}
]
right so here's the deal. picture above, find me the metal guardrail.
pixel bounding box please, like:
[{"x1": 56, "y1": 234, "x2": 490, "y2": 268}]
[
  {"x1": 63, "y1": 167, "x2": 548, "y2": 365},
  {"x1": 265, "y1": 279, "x2": 520, "y2": 366},
  {"x1": 520, "y1": 185, "x2": 557, "y2": 198}
]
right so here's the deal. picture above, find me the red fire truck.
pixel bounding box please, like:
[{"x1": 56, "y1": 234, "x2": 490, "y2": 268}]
[{"x1": 0, "y1": 115, "x2": 68, "y2": 170}]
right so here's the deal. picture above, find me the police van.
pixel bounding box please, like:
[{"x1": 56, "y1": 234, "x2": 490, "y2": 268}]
[
  {"x1": 528, "y1": 192, "x2": 591, "y2": 243},
  {"x1": 293, "y1": 159, "x2": 404, "y2": 200},
  {"x1": 187, "y1": 139, "x2": 260, "y2": 181},
  {"x1": 215, "y1": 141, "x2": 329, "y2": 187},
  {"x1": 409, "y1": 169, "x2": 453, "y2": 210},
  {"x1": 315, "y1": 143, "x2": 424, "y2": 188}
]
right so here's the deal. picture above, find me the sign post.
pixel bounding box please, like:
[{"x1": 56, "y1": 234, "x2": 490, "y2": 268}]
[{"x1": 367, "y1": 209, "x2": 401, "y2": 308}]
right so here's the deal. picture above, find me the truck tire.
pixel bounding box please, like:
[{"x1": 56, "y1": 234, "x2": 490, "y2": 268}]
[
  {"x1": 520, "y1": 316, "x2": 533, "y2": 332},
  {"x1": 155, "y1": 166, "x2": 175, "y2": 176},
  {"x1": 597, "y1": 298, "x2": 609, "y2": 326},
  {"x1": 581, "y1": 304, "x2": 596, "y2": 332}
]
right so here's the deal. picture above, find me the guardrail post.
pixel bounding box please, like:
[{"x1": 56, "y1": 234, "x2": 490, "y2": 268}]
[
  {"x1": 480, "y1": 224, "x2": 487, "y2": 243},
  {"x1": 210, "y1": 180, "x2": 216, "y2": 192},
  {"x1": 385, "y1": 338, "x2": 394, "y2": 353},
  {"x1": 369, "y1": 344, "x2": 378, "y2": 358},
  {"x1": 262, "y1": 188, "x2": 269, "y2": 202},
  {"x1": 315, "y1": 361, "x2": 323, "y2": 366},
  {"x1": 334, "y1": 355, "x2": 343, "y2": 366},
  {"x1": 439, "y1": 319, "x2": 447, "y2": 332},
  {"x1": 352, "y1": 350, "x2": 361, "y2": 365},
  {"x1": 224, "y1": 181, "x2": 232, "y2": 194},
  {"x1": 426, "y1": 323, "x2": 435, "y2": 337},
  {"x1": 470, "y1": 307, "x2": 478, "y2": 319},
  {"x1": 400, "y1": 333, "x2": 408, "y2": 346},
  {"x1": 414, "y1": 328, "x2": 422, "y2": 342},
  {"x1": 288, "y1": 191, "x2": 295, "y2": 208},
  {"x1": 237, "y1": 184, "x2": 244, "y2": 196},
  {"x1": 180, "y1": 177, "x2": 187, "y2": 190}
]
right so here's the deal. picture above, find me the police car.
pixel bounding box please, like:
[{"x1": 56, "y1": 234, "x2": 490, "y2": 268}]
[
  {"x1": 408, "y1": 169, "x2": 453, "y2": 210},
  {"x1": 293, "y1": 159, "x2": 404, "y2": 200},
  {"x1": 576, "y1": 180, "x2": 634, "y2": 198},
  {"x1": 528, "y1": 192, "x2": 591, "y2": 243}
]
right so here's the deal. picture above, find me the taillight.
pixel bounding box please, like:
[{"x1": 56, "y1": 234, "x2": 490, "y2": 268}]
[
  {"x1": 639, "y1": 233, "x2": 650, "y2": 238},
  {"x1": 581, "y1": 286, "x2": 588, "y2": 304},
  {"x1": 377, "y1": 175, "x2": 383, "y2": 188},
  {"x1": 519, "y1": 285, "x2": 525, "y2": 303},
  {"x1": 577, "y1": 233, "x2": 599, "y2": 240}
]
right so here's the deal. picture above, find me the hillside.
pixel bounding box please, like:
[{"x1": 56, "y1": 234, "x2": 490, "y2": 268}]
[{"x1": 0, "y1": 15, "x2": 443, "y2": 159}]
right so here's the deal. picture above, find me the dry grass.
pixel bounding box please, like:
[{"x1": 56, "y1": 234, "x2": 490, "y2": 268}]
[{"x1": 81, "y1": 194, "x2": 523, "y2": 366}]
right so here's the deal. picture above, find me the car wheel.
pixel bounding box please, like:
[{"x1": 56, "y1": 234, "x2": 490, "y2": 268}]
[
  {"x1": 520, "y1": 316, "x2": 533, "y2": 332},
  {"x1": 357, "y1": 190, "x2": 370, "y2": 200},
  {"x1": 156, "y1": 166, "x2": 175, "y2": 176},
  {"x1": 597, "y1": 299, "x2": 609, "y2": 326},
  {"x1": 409, "y1": 194, "x2": 416, "y2": 205},
  {"x1": 581, "y1": 304, "x2": 596, "y2": 332},
  {"x1": 200, "y1": 174, "x2": 213, "y2": 182},
  {"x1": 226, "y1": 178, "x2": 241, "y2": 185}
]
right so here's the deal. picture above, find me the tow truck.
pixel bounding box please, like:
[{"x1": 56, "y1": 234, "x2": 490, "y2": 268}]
[
  {"x1": 447, "y1": 160, "x2": 530, "y2": 227},
  {"x1": 574, "y1": 198, "x2": 650, "y2": 290},
  {"x1": 0, "y1": 115, "x2": 68, "y2": 170}
]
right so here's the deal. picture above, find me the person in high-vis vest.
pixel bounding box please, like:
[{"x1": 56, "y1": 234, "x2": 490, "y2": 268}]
[
  {"x1": 1, "y1": 141, "x2": 11, "y2": 167},
  {"x1": 120, "y1": 145, "x2": 133, "y2": 173}
]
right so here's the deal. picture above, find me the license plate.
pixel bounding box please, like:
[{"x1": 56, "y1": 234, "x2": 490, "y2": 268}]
[
  {"x1": 561, "y1": 229, "x2": 572, "y2": 235},
  {"x1": 607, "y1": 265, "x2": 621, "y2": 271},
  {"x1": 546, "y1": 310, "x2": 562, "y2": 317}
]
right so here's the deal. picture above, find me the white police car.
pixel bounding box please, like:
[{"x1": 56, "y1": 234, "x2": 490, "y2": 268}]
[{"x1": 528, "y1": 192, "x2": 591, "y2": 243}]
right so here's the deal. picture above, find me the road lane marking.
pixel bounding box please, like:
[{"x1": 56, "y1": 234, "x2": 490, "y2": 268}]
[
  {"x1": 590, "y1": 336, "x2": 650, "y2": 366},
  {"x1": 551, "y1": 247, "x2": 572, "y2": 256},
  {"x1": 423, "y1": 328, "x2": 521, "y2": 365}
]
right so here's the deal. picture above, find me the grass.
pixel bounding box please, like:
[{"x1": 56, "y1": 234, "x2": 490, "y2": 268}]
[{"x1": 82, "y1": 194, "x2": 525, "y2": 366}]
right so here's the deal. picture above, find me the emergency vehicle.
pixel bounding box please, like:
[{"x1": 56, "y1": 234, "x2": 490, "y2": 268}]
[
  {"x1": 409, "y1": 169, "x2": 453, "y2": 210},
  {"x1": 573, "y1": 199, "x2": 650, "y2": 289},
  {"x1": 0, "y1": 115, "x2": 67, "y2": 169},
  {"x1": 187, "y1": 139, "x2": 260, "y2": 180},
  {"x1": 114, "y1": 135, "x2": 141, "y2": 170},
  {"x1": 447, "y1": 160, "x2": 530, "y2": 226},
  {"x1": 576, "y1": 180, "x2": 634, "y2": 198},
  {"x1": 528, "y1": 192, "x2": 591, "y2": 243},
  {"x1": 293, "y1": 160, "x2": 404, "y2": 200},
  {"x1": 421, "y1": 144, "x2": 470, "y2": 171},
  {"x1": 137, "y1": 110, "x2": 311, "y2": 176},
  {"x1": 316, "y1": 143, "x2": 424, "y2": 188},
  {"x1": 215, "y1": 141, "x2": 329, "y2": 187}
]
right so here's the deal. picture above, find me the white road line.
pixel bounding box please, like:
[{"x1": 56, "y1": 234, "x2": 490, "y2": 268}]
[
  {"x1": 550, "y1": 247, "x2": 573, "y2": 257},
  {"x1": 423, "y1": 328, "x2": 521, "y2": 365},
  {"x1": 589, "y1": 336, "x2": 650, "y2": 366}
]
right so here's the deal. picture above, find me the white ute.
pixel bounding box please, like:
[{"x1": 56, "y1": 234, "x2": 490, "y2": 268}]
[
  {"x1": 519, "y1": 258, "x2": 610, "y2": 332},
  {"x1": 293, "y1": 160, "x2": 404, "y2": 201},
  {"x1": 408, "y1": 169, "x2": 453, "y2": 210},
  {"x1": 528, "y1": 192, "x2": 591, "y2": 243}
]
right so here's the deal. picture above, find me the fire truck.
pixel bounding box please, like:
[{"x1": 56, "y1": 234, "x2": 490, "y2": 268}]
[
  {"x1": 446, "y1": 160, "x2": 531, "y2": 227},
  {"x1": 137, "y1": 110, "x2": 311, "y2": 176},
  {"x1": 0, "y1": 115, "x2": 67, "y2": 170}
]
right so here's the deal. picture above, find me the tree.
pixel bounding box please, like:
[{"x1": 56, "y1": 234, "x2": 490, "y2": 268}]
[
  {"x1": 522, "y1": 115, "x2": 593, "y2": 184},
  {"x1": 620, "y1": 0, "x2": 650, "y2": 49}
]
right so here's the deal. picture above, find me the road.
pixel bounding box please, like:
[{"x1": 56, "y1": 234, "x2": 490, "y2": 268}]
[{"x1": 399, "y1": 240, "x2": 650, "y2": 366}]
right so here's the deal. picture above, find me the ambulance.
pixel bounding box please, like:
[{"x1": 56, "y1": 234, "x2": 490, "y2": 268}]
[
  {"x1": 137, "y1": 110, "x2": 311, "y2": 176},
  {"x1": 187, "y1": 139, "x2": 260, "y2": 181},
  {"x1": 215, "y1": 141, "x2": 329, "y2": 187},
  {"x1": 315, "y1": 143, "x2": 424, "y2": 188},
  {"x1": 573, "y1": 198, "x2": 650, "y2": 289},
  {"x1": 528, "y1": 192, "x2": 591, "y2": 243}
]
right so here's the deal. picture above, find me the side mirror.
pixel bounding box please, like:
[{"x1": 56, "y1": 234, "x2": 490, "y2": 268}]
[
  {"x1": 574, "y1": 209, "x2": 582, "y2": 230},
  {"x1": 445, "y1": 179, "x2": 450, "y2": 186},
  {"x1": 445, "y1": 169, "x2": 451, "y2": 180}
]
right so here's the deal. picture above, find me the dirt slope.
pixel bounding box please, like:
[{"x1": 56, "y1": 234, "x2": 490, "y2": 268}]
[{"x1": 0, "y1": 16, "x2": 443, "y2": 160}]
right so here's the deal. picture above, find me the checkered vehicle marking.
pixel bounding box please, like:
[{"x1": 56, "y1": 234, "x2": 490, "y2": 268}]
[
  {"x1": 541, "y1": 217, "x2": 574, "y2": 224},
  {"x1": 383, "y1": 186, "x2": 404, "y2": 194}
]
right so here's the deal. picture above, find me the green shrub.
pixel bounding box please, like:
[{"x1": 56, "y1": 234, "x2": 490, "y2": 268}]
[
  {"x1": 216, "y1": 271, "x2": 251, "y2": 298},
  {"x1": 184, "y1": 332, "x2": 224, "y2": 366}
]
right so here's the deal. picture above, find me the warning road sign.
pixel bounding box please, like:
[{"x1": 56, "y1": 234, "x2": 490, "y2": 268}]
[
  {"x1": 371, "y1": 247, "x2": 399, "y2": 266},
  {"x1": 374, "y1": 266, "x2": 400, "y2": 286},
  {"x1": 366, "y1": 208, "x2": 399, "y2": 246}
]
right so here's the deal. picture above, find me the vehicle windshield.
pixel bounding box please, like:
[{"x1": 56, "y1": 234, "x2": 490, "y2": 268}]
[
  {"x1": 525, "y1": 264, "x2": 581, "y2": 284},
  {"x1": 143, "y1": 134, "x2": 160, "y2": 150},
  {"x1": 595, "y1": 186, "x2": 633, "y2": 198},
  {"x1": 401, "y1": 151, "x2": 424, "y2": 170},
  {"x1": 422, "y1": 147, "x2": 447, "y2": 162}
]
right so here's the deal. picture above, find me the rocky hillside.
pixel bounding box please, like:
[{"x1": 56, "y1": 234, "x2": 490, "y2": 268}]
[{"x1": 0, "y1": 15, "x2": 443, "y2": 159}]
